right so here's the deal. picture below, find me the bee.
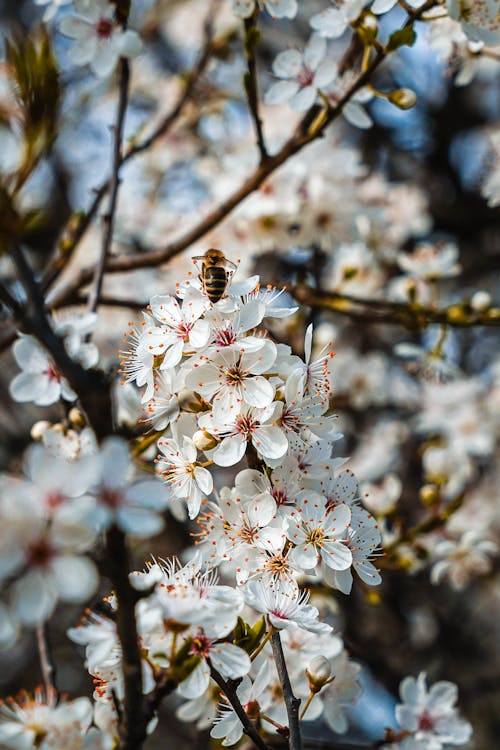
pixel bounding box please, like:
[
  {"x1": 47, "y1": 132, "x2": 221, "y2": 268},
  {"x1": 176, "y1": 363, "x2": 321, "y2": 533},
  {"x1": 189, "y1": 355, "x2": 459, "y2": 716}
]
[{"x1": 192, "y1": 249, "x2": 237, "y2": 304}]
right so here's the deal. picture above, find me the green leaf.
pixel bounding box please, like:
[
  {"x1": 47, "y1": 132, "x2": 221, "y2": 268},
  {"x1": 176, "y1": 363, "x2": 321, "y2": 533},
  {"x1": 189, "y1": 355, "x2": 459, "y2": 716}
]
[
  {"x1": 386, "y1": 27, "x2": 416, "y2": 52},
  {"x1": 4, "y1": 28, "x2": 61, "y2": 189},
  {"x1": 233, "y1": 616, "x2": 267, "y2": 655}
]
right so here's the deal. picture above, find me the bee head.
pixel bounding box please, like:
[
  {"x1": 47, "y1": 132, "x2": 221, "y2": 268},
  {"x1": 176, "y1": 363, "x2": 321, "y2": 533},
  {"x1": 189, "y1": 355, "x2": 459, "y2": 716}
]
[{"x1": 205, "y1": 248, "x2": 225, "y2": 265}]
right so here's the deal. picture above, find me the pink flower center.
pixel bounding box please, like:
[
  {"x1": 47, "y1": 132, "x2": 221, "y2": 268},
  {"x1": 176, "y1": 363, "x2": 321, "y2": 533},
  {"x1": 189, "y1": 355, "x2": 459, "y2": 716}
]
[
  {"x1": 235, "y1": 414, "x2": 258, "y2": 436},
  {"x1": 28, "y1": 540, "x2": 54, "y2": 568},
  {"x1": 95, "y1": 18, "x2": 114, "y2": 39},
  {"x1": 297, "y1": 68, "x2": 314, "y2": 89},
  {"x1": 190, "y1": 634, "x2": 212, "y2": 657},
  {"x1": 418, "y1": 714, "x2": 434, "y2": 732},
  {"x1": 45, "y1": 491, "x2": 66, "y2": 510},
  {"x1": 176, "y1": 321, "x2": 192, "y2": 341},
  {"x1": 99, "y1": 488, "x2": 123, "y2": 508},
  {"x1": 215, "y1": 328, "x2": 236, "y2": 346},
  {"x1": 272, "y1": 489, "x2": 288, "y2": 507},
  {"x1": 46, "y1": 363, "x2": 61, "y2": 383}
]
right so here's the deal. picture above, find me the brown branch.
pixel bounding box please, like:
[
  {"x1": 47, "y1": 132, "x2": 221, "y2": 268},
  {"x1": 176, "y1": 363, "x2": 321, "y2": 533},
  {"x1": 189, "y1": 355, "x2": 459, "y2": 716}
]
[
  {"x1": 104, "y1": 525, "x2": 149, "y2": 750},
  {"x1": 36, "y1": 623, "x2": 56, "y2": 694},
  {"x1": 243, "y1": 12, "x2": 268, "y2": 162},
  {"x1": 271, "y1": 630, "x2": 302, "y2": 750},
  {"x1": 291, "y1": 285, "x2": 500, "y2": 329},
  {"x1": 210, "y1": 666, "x2": 270, "y2": 750},
  {"x1": 87, "y1": 57, "x2": 131, "y2": 314}
]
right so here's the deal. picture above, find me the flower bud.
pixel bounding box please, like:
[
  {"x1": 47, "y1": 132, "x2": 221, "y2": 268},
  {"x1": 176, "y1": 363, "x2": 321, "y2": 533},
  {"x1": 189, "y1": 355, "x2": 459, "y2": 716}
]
[
  {"x1": 177, "y1": 389, "x2": 208, "y2": 413},
  {"x1": 419, "y1": 484, "x2": 439, "y2": 507},
  {"x1": 306, "y1": 655, "x2": 332, "y2": 693},
  {"x1": 388, "y1": 88, "x2": 417, "y2": 110},
  {"x1": 192, "y1": 429, "x2": 218, "y2": 452},
  {"x1": 357, "y1": 15, "x2": 378, "y2": 44},
  {"x1": 470, "y1": 291, "x2": 491, "y2": 312},
  {"x1": 68, "y1": 407, "x2": 86, "y2": 429},
  {"x1": 31, "y1": 420, "x2": 51, "y2": 441}
]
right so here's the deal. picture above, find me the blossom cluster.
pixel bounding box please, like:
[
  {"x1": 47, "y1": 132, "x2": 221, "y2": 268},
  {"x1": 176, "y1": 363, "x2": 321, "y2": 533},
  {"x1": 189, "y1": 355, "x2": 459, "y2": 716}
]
[{"x1": 0, "y1": 438, "x2": 169, "y2": 627}]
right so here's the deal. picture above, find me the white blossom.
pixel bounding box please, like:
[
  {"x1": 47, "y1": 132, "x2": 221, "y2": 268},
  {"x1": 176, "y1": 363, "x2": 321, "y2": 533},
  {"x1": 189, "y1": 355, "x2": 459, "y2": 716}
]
[
  {"x1": 60, "y1": 0, "x2": 142, "y2": 78},
  {"x1": 265, "y1": 35, "x2": 337, "y2": 112}
]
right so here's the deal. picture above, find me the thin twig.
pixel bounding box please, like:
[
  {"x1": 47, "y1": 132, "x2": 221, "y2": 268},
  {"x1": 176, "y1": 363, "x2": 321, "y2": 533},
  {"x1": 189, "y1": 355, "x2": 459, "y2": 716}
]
[
  {"x1": 271, "y1": 630, "x2": 302, "y2": 750},
  {"x1": 36, "y1": 623, "x2": 56, "y2": 694},
  {"x1": 87, "y1": 57, "x2": 131, "y2": 314},
  {"x1": 243, "y1": 12, "x2": 268, "y2": 162},
  {"x1": 210, "y1": 665, "x2": 270, "y2": 750}
]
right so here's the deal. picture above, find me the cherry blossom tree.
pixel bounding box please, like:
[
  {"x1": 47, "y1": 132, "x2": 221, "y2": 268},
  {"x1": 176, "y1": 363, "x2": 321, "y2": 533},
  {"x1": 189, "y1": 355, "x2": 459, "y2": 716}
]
[{"x1": 0, "y1": 1, "x2": 499, "y2": 749}]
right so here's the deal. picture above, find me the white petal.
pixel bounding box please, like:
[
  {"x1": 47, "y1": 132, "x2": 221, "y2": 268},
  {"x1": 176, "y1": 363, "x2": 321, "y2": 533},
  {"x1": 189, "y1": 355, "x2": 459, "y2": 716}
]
[
  {"x1": 272, "y1": 49, "x2": 303, "y2": 78},
  {"x1": 291, "y1": 86, "x2": 317, "y2": 112},
  {"x1": 189, "y1": 319, "x2": 210, "y2": 348},
  {"x1": 313, "y1": 60, "x2": 337, "y2": 88},
  {"x1": 115, "y1": 29, "x2": 143, "y2": 58},
  {"x1": 117, "y1": 507, "x2": 164, "y2": 537},
  {"x1": 310, "y1": 8, "x2": 348, "y2": 38},
  {"x1": 12, "y1": 571, "x2": 57, "y2": 624},
  {"x1": 91, "y1": 43, "x2": 119, "y2": 78},
  {"x1": 371, "y1": 0, "x2": 397, "y2": 13},
  {"x1": 343, "y1": 102, "x2": 373, "y2": 129},
  {"x1": 290, "y1": 544, "x2": 319, "y2": 570},
  {"x1": 194, "y1": 466, "x2": 213, "y2": 495},
  {"x1": 243, "y1": 376, "x2": 274, "y2": 408},
  {"x1": 59, "y1": 16, "x2": 91, "y2": 39},
  {"x1": 211, "y1": 643, "x2": 251, "y2": 680},
  {"x1": 213, "y1": 434, "x2": 246, "y2": 467},
  {"x1": 252, "y1": 426, "x2": 288, "y2": 460},
  {"x1": 51, "y1": 555, "x2": 98, "y2": 602},
  {"x1": 304, "y1": 34, "x2": 326, "y2": 71},
  {"x1": 177, "y1": 661, "x2": 209, "y2": 699},
  {"x1": 265, "y1": 80, "x2": 299, "y2": 105},
  {"x1": 322, "y1": 542, "x2": 352, "y2": 571},
  {"x1": 12, "y1": 336, "x2": 47, "y2": 370},
  {"x1": 126, "y1": 480, "x2": 170, "y2": 510}
]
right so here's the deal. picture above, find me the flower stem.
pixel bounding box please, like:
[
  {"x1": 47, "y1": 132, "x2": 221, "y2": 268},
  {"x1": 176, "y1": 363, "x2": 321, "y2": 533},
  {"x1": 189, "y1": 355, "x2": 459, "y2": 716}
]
[{"x1": 298, "y1": 691, "x2": 315, "y2": 721}]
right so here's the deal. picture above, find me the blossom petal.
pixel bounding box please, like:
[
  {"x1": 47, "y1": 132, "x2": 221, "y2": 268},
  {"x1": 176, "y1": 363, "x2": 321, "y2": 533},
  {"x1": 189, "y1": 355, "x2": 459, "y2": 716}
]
[
  {"x1": 272, "y1": 49, "x2": 303, "y2": 78},
  {"x1": 265, "y1": 80, "x2": 300, "y2": 105}
]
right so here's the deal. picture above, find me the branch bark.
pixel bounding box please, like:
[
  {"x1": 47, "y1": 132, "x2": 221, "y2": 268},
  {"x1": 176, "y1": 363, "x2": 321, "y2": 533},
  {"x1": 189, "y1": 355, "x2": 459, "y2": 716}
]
[
  {"x1": 243, "y1": 12, "x2": 268, "y2": 162},
  {"x1": 210, "y1": 666, "x2": 270, "y2": 750},
  {"x1": 87, "y1": 58, "x2": 130, "y2": 314},
  {"x1": 271, "y1": 630, "x2": 302, "y2": 750}
]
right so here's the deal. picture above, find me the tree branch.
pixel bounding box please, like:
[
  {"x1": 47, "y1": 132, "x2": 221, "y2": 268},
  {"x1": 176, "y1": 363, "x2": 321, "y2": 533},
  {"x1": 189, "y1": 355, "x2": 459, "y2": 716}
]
[
  {"x1": 87, "y1": 57, "x2": 130, "y2": 314},
  {"x1": 104, "y1": 525, "x2": 149, "y2": 750},
  {"x1": 271, "y1": 630, "x2": 302, "y2": 750},
  {"x1": 210, "y1": 665, "x2": 270, "y2": 750},
  {"x1": 243, "y1": 12, "x2": 268, "y2": 162},
  {"x1": 291, "y1": 285, "x2": 500, "y2": 329}
]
